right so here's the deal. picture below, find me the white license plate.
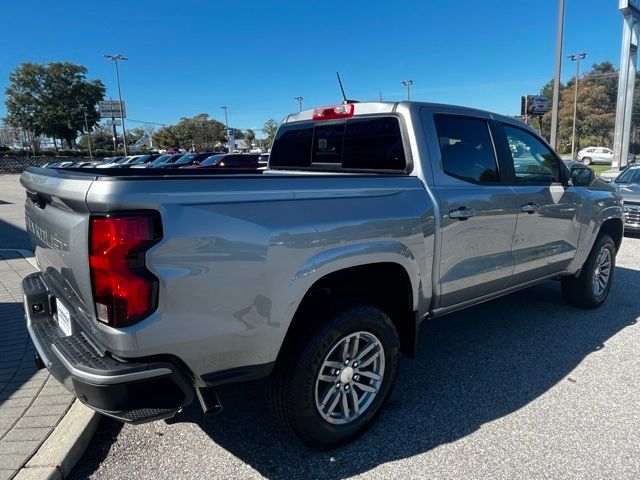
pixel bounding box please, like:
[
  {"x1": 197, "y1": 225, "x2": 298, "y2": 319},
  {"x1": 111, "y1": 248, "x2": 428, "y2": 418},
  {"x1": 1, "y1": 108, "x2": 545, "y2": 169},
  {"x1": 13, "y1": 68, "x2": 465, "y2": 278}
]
[{"x1": 55, "y1": 299, "x2": 72, "y2": 337}]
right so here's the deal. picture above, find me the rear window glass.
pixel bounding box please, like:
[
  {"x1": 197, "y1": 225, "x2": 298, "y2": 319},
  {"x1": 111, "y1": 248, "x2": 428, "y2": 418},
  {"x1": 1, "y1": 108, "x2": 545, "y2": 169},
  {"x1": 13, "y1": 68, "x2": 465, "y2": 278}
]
[
  {"x1": 270, "y1": 123, "x2": 314, "y2": 168},
  {"x1": 313, "y1": 123, "x2": 344, "y2": 165},
  {"x1": 343, "y1": 117, "x2": 405, "y2": 170},
  {"x1": 269, "y1": 116, "x2": 406, "y2": 171}
]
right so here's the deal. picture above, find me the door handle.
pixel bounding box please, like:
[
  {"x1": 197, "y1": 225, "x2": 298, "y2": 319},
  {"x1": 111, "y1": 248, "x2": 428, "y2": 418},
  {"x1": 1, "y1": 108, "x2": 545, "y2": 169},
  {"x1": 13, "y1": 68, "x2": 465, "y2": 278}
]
[
  {"x1": 449, "y1": 206, "x2": 476, "y2": 220},
  {"x1": 521, "y1": 202, "x2": 540, "y2": 213}
]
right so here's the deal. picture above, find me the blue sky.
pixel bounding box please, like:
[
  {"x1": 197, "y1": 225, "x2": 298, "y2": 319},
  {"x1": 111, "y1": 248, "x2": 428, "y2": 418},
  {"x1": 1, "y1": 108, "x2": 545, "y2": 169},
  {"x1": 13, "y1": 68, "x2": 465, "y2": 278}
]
[{"x1": 0, "y1": 0, "x2": 624, "y2": 133}]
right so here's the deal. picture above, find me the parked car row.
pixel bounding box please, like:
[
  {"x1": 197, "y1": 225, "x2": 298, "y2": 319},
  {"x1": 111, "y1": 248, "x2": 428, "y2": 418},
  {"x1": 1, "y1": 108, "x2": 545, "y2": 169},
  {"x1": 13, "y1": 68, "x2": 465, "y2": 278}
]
[{"x1": 43, "y1": 152, "x2": 268, "y2": 171}]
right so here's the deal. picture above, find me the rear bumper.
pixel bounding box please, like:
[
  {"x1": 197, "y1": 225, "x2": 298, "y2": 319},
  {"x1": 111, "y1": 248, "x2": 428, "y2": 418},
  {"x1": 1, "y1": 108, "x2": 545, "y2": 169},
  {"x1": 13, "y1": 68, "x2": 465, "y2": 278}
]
[{"x1": 23, "y1": 272, "x2": 194, "y2": 423}]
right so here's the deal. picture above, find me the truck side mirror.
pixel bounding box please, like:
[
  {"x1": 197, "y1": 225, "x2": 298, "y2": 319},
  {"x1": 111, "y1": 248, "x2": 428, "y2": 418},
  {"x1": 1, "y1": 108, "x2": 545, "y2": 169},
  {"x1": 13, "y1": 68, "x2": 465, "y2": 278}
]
[{"x1": 571, "y1": 167, "x2": 595, "y2": 187}]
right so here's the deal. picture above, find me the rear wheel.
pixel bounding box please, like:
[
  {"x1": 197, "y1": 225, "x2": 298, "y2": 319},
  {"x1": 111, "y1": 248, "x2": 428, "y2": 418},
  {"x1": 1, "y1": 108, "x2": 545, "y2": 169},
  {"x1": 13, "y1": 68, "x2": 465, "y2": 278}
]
[
  {"x1": 269, "y1": 303, "x2": 400, "y2": 449},
  {"x1": 561, "y1": 233, "x2": 616, "y2": 309}
]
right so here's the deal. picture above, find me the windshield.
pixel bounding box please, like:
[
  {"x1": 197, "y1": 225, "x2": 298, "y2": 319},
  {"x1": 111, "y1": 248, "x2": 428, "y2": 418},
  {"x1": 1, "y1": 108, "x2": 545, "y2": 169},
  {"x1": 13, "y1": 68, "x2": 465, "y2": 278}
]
[
  {"x1": 174, "y1": 154, "x2": 196, "y2": 164},
  {"x1": 115, "y1": 157, "x2": 132, "y2": 164},
  {"x1": 200, "y1": 155, "x2": 225, "y2": 166},
  {"x1": 131, "y1": 155, "x2": 151, "y2": 164},
  {"x1": 150, "y1": 154, "x2": 172, "y2": 165},
  {"x1": 615, "y1": 168, "x2": 640, "y2": 184}
]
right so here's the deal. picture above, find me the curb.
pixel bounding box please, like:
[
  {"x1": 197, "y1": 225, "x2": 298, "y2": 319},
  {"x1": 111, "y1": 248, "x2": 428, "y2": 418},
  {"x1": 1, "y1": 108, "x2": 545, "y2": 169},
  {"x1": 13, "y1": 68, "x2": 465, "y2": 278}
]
[
  {"x1": 14, "y1": 401, "x2": 101, "y2": 480},
  {"x1": 0, "y1": 249, "x2": 100, "y2": 479}
]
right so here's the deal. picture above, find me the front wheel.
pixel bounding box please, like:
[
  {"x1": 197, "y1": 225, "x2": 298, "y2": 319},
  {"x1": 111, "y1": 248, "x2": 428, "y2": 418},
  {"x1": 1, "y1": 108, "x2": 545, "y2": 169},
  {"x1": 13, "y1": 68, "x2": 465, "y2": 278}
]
[
  {"x1": 582, "y1": 157, "x2": 592, "y2": 165},
  {"x1": 561, "y1": 233, "x2": 616, "y2": 309},
  {"x1": 269, "y1": 304, "x2": 400, "y2": 449}
]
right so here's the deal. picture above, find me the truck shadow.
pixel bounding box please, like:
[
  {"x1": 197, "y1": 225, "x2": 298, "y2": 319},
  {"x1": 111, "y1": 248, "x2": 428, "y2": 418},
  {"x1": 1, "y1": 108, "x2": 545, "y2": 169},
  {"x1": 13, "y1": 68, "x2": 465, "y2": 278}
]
[
  {"x1": 78, "y1": 266, "x2": 639, "y2": 479},
  {"x1": 0, "y1": 212, "x2": 31, "y2": 251}
]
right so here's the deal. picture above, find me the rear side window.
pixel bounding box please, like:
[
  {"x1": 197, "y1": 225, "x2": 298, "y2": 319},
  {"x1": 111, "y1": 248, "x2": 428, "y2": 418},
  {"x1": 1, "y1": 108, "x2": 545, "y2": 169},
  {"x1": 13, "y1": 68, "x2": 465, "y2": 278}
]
[
  {"x1": 269, "y1": 117, "x2": 406, "y2": 171},
  {"x1": 434, "y1": 115, "x2": 499, "y2": 183}
]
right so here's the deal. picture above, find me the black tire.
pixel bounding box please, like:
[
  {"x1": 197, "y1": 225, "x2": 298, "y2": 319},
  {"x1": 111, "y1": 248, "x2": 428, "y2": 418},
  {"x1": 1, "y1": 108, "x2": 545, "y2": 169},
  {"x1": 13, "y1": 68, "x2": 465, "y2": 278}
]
[
  {"x1": 269, "y1": 303, "x2": 400, "y2": 449},
  {"x1": 561, "y1": 233, "x2": 616, "y2": 309},
  {"x1": 582, "y1": 157, "x2": 592, "y2": 165}
]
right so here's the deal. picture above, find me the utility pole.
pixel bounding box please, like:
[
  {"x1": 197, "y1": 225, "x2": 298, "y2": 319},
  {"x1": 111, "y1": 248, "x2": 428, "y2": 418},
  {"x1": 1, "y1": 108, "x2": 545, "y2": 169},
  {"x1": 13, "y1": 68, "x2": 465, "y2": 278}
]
[
  {"x1": 220, "y1": 106, "x2": 229, "y2": 149},
  {"x1": 83, "y1": 108, "x2": 93, "y2": 159},
  {"x1": 109, "y1": 97, "x2": 117, "y2": 152},
  {"x1": 294, "y1": 96, "x2": 303, "y2": 111},
  {"x1": 550, "y1": 0, "x2": 566, "y2": 151},
  {"x1": 568, "y1": 52, "x2": 587, "y2": 160},
  {"x1": 401, "y1": 80, "x2": 413, "y2": 100},
  {"x1": 104, "y1": 54, "x2": 128, "y2": 155}
]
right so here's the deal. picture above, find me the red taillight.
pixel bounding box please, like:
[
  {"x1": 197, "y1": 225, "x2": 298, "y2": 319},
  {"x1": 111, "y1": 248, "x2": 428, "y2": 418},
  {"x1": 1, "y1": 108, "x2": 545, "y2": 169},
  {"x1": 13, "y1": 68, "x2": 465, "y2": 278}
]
[
  {"x1": 89, "y1": 213, "x2": 162, "y2": 328},
  {"x1": 312, "y1": 103, "x2": 355, "y2": 121}
]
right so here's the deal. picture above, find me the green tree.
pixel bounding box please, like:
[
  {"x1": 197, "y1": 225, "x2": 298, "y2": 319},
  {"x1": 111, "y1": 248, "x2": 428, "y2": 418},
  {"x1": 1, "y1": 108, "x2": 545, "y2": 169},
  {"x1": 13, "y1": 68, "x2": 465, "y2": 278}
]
[
  {"x1": 79, "y1": 125, "x2": 148, "y2": 152},
  {"x1": 538, "y1": 60, "x2": 620, "y2": 153},
  {"x1": 263, "y1": 119, "x2": 278, "y2": 149},
  {"x1": 78, "y1": 124, "x2": 114, "y2": 151},
  {"x1": 245, "y1": 128, "x2": 256, "y2": 147},
  {"x1": 152, "y1": 126, "x2": 180, "y2": 149},
  {"x1": 4, "y1": 62, "x2": 105, "y2": 149},
  {"x1": 232, "y1": 128, "x2": 245, "y2": 139},
  {"x1": 152, "y1": 113, "x2": 227, "y2": 150},
  {"x1": 555, "y1": 78, "x2": 615, "y2": 154}
]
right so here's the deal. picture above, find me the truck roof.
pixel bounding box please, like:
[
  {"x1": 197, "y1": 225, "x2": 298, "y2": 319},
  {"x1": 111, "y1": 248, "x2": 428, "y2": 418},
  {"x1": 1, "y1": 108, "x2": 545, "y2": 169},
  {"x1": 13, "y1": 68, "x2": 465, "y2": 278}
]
[{"x1": 282, "y1": 101, "x2": 529, "y2": 130}]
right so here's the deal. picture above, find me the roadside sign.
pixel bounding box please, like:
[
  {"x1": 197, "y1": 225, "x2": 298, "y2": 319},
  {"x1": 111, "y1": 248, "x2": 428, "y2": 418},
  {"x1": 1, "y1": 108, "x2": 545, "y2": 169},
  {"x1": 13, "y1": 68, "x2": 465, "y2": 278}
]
[
  {"x1": 99, "y1": 100, "x2": 126, "y2": 118},
  {"x1": 228, "y1": 128, "x2": 235, "y2": 150},
  {"x1": 521, "y1": 95, "x2": 550, "y2": 116},
  {"x1": 105, "y1": 119, "x2": 122, "y2": 126}
]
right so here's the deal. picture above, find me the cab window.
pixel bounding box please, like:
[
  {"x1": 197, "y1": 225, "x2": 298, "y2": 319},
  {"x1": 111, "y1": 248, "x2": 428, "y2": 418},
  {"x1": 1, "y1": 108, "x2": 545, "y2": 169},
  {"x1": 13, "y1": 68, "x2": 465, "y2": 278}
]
[
  {"x1": 503, "y1": 125, "x2": 561, "y2": 184},
  {"x1": 433, "y1": 115, "x2": 499, "y2": 183}
]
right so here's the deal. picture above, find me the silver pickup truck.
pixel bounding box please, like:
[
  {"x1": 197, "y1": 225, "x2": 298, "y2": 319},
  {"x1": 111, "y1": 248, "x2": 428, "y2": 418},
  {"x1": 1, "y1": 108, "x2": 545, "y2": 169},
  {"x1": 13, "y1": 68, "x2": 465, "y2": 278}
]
[{"x1": 21, "y1": 102, "x2": 623, "y2": 448}]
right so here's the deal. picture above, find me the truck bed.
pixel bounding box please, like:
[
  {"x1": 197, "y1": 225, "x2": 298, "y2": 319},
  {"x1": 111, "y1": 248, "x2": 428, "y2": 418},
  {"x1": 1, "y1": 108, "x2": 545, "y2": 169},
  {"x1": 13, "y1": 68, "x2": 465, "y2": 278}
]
[{"x1": 20, "y1": 166, "x2": 432, "y2": 375}]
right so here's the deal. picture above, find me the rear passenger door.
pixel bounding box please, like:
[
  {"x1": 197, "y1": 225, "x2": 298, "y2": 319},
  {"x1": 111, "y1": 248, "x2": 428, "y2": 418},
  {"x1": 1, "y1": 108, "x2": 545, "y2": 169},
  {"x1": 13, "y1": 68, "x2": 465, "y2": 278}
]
[
  {"x1": 421, "y1": 108, "x2": 518, "y2": 308},
  {"x1": 495, "y1": 122, "x2": 582, "y2": 284}
]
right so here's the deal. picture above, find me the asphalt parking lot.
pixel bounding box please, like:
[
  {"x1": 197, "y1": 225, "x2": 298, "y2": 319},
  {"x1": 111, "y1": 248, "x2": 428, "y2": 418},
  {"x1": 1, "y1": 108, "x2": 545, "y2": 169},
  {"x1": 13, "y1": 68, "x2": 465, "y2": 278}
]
[
  {"x1": 72, "y1": 236, "x2": 640, "y2": 479},
  {"x1": 2, "y1": 174, "x2": 638, "y2": 479}
]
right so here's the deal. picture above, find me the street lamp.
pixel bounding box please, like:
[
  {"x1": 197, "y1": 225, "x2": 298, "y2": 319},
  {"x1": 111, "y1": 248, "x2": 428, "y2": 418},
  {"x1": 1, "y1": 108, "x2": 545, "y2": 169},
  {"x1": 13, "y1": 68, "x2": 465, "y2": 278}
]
[
  {"x1": 568, "y1": 52, "x2": 587, "y2": 160},
  {"x1": 104, "y1": 54, "x2": 128, "y2": 155},
  {"x1": 220, "y1": 106, "x2": 229, "y2": 150},
  {"x1": 294, "y1": 96, "x2": 303, "y2": 111},
  {"x1": 401, "y1": 80, "x2": 413, "y2": 101}
]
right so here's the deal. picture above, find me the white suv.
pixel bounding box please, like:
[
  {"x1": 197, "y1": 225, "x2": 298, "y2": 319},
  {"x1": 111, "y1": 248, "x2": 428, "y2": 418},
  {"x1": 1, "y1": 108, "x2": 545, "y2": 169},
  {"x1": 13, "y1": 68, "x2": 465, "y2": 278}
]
[{"x1": 577, "y1": 147, "x2": 613, "y2": 165}]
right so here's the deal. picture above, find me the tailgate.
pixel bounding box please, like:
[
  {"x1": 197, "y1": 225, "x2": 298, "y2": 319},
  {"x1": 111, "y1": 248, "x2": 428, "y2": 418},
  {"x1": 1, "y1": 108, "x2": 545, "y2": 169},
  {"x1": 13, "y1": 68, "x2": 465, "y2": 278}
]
[{"x1": 21, "y1": 168, "x2": 98, "y2": 336}]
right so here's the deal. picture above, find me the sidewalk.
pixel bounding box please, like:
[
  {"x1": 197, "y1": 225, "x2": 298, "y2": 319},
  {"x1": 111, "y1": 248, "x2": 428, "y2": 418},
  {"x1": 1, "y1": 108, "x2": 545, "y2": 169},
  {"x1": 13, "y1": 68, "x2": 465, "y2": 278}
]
[{"x1": 0, "y1": 250, "x2": 74, "y2": 480}]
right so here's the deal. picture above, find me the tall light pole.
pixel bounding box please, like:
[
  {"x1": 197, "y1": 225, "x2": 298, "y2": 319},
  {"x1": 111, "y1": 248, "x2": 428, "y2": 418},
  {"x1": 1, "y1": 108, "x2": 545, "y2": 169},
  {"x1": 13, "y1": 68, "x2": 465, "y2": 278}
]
[
  {"x1": 220, "y1": 106, "x2": 229, "y2": 149},
  {"x1": 82, "y1": 108, "x2": 93, "y2": 159},
  {"x1": 401, "y1": 80, "x2": 413, "y2": 100},
  {"x1": 104, "y1": 54, "x2": 128, "y2": 155},
  {"x1": 550, "y1": 0, "x2": 566, "y2": 150},
  {"x1": 294, "y1": 96, "x2": 303, "y2": 111},
  {"x1": 568, "y1": 52, "x2": 587, "y2": 160}
]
